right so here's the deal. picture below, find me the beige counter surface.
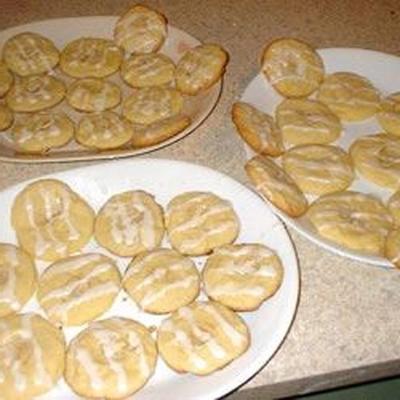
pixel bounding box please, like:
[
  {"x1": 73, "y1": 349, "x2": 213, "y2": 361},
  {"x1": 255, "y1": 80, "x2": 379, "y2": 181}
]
[{"x1": 1, "y1": 1, "x2": 400, "y2": 398}]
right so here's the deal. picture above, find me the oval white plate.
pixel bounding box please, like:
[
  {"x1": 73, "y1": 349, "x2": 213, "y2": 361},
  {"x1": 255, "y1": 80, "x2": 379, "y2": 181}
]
[
  {"x1": 0, "y1": 159, "x2": 299, "y2": 399},
  {"x1": 240, "y1": 48, "x2": 400, "y2": 267},
  {"x1": 0, "y1": 17, "x2": 221, "y2": 163}
]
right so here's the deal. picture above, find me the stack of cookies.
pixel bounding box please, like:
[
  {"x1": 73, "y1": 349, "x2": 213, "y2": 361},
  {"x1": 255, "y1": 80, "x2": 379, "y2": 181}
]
[
  {"x1": 0, "y1": 178, "x2": 284, "y2": 399},
  {"x1": 0, "y1": 4, "x2": 228, "y2": 154},
  {"x1": 233, "y1": 37, "x2": 400, "y2": 267}
]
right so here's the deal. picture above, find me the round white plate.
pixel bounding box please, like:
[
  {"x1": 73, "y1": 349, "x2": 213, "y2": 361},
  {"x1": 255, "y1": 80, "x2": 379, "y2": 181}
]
[
  {"x1": 240, "y1": 48, "x2": 400, "y2": 267},
  {"x1": 0, "y1": 17, "x2": 221, "y2": 163},
  {"x1": 0, "y1": 158, "x2": 299, "y2": 399}
]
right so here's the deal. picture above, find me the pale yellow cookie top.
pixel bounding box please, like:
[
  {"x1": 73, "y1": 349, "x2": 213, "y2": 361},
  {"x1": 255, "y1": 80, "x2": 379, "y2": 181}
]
[
  {"x1": 0, "y1": 312, "x2": 65, "y2": 400},
  {"x1": 0, "y1": 61, "x2": 13, "y2": 97},
  {"x1": 60, "y1": 37, "x2": 123, "y2": 79},
  {"x1": 203, "y1": 243, "x2": 284, "y2": 311},
  {"x1": 3, "y1": 32, "x2": 59, "y2": 76},
  {"x1": 0, "y1": 243, "x2": 36, "y2": 317},
  {"x1": 38, "y1": 253, "x2": 121, "y2": 326},
  {"x1": 388, "y1": 190, "x2": 400, "y2": 226},
  {"x1": 65, "y1": 317, "x2": 157, "y2": 399},
  {"x1": 261, "y1": 37, "x2": 324, "y2": 97},
  {"x1": 114, "y1": 4, "x2": 167, "y2": 54},
  {"x1": 123, "y1": 248, "x2": 200, "y2": 313},
  {"x1": 157, "y1": 301, "x2": 250, "y2": 375},
  {"x1": 176, "y1": 43, "x2": 228, "y2": 95},
  {"x1": 0, "y1": 103, "x2": 13, "y2": 131},
  {"x1": 165, "y1": 191, "x2": 240, "y2": 256}
]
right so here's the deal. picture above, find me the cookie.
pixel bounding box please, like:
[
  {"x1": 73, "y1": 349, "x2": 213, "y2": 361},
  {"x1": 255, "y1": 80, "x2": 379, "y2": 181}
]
[
  {"x1": 95, "y1": 190, "x2": 165, "y2": 257},
  {"x1": 122, "y1": 86, "x2": 183, "y2": 125},
  {"x1": 245, "y1": 155, "x2": 308, "y2": 217},
  {"x1": 6, "y1": 74, "x2": 66, "y2": 113},
  {"x1": 377, "y1": 92, "x2": 400, "y2": 136},
  {"x1": 66, "y1": 78, "x2": 121, "y2": 113},
  {"x1": 123, "y1": 248, "x2": 200, "y2": 314},
  {"x1": 0, "y1": 103, "x2": 13, "y2": 131},
  {"x1": 11, "y1": 112, "x2": 74, "y2": 153},
  {"x1": 60, "y1": 37, "x2": 123, "y2": 78},
  {"x1": 38, "y1": 253, "x2": 121, "y2": 326},
  {"x1": 0, "y1": 243, "x2": 36, "y2": 317},
  {"x1": 384, "y1": 229, "x2": 400, "y2": 269},
  {"x1": 165, "y1": 192, "x2": 240, "y2": 256},
  {"x1": 114, "y1": 4, "x2": 167, "y2": 54},
  {"x1": 176, "y1": 43, "x2": 228, "y2": 95},
  {"x1": 11, "y1": 179, "x2": 95, "y2": 261},
  {"x1": 203, "y1": 244, "x2": 283, "y2": 311},
  {"x1": 121, "y1": 53, "x2": 175, "y2": 88},
  {"x1": 3, "y1": 32, "x2": 59, "y2": 76},
  {"x1": 261, "y1": 38, "x2": 324, "y2": 98},
  {"x1": 76, "y1": 111, "x2": 133, "y2": 150},
  {"x1": 307, "y1": 191, "x2": 393, "y2": 255},
  {"x1": 131, "y1": 115, "x2": 191, "y2": 148},
  {"x1": 349, "y1": 133, "x2": 400, "y2": 190},
  {"x1": 317, "y1": 72, "x2": 381, "y2": 122},
  {"x1": 65, "y1": 317, "x2": 157, "y2": 399},
  {"x1": 232, "y1": 101, "x2": 284, "y2": 156},
  {"x1": 158, "y1": 301, "x2": 249, "y2": 375},
  {"x1": 0, "y1": 61, "x2": 13, "y2": 97},
  {"x1": 276, "y1": 98, "x2": 342, "y2": 145},
  {"x1": 0, "y1": 313, "x2": 65, "y2": 400},
  {"x1": 282, "y1": 144, "x2": 354, "y2": 195},
  {"x1": 388, "y1": 190, "x2": 400, "y2": 226}
]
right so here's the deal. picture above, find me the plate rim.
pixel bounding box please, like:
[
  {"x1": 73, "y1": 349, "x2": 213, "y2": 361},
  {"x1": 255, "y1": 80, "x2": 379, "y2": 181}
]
[
  {"x1": 0, "y1": 16, "x2": 222, "y2": 164},
  {"x1": 240, "y1": 46, "x2": 398, "y2": 268},
  {"x1": 0, "y1": 157, "x2": 300, "y2": 400}
]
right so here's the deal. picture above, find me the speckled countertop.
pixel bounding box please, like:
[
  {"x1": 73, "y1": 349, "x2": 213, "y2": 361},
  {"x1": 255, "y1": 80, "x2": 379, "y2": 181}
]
[{"x1": 1, "y1": 1, "x2": 400, "y2": 399}]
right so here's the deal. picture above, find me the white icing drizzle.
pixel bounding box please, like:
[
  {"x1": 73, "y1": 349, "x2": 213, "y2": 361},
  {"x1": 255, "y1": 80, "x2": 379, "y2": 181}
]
[
  {"x1": 0, "y1": 247, "x2": 20, "y2": 311},
  {"x1": 208, "y1": 284, "x2": 266, "y2": 297},
  {"x1": 47, "y1": 281, "x2": 119, "y2": 322},
  {"x1": 75, "y1": 347, "x2": 103, "y2": 391},
  {"x1": 43, "y1": 254, "x2": 103, "y2": 278}
]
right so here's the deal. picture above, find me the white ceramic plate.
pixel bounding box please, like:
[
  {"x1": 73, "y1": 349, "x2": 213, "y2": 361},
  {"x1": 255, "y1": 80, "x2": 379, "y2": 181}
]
[
  {"x1": 0, "y1": 158, "x2": 299, "y2": 399},
  {"x1": 240, "y1": 48, "x2": 400, "y2": 267},
  {"x1": 0, "y1": 17, "x2": 221, "y2": 163}
]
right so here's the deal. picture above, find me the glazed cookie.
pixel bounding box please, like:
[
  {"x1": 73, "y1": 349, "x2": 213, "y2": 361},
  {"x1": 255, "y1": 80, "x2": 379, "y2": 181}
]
[
  {"x1": 95, "y1": 190, "x2": 164, "y2": 257},
  {"x1": 0, "y1": 243, "x2": 36, "y2": 317},
  {"x1": 282, "y1": 144, "x2": 354, "y2": 195},
  {"x1": 76, "y1": 111, "x2": 133, "y2": 150},
  {"x1": 6, "y1": 74, "x2": 66, "y2": 113},
  {"x1": 245, "y1": 155, "x2": 308, "y2": 217},
  {"x1": 276, "y1": 98, "x2": 342, "y2": 145},
  {"x1": 0, "y1": 313, "x2": 65, "y2": 400},
  {"x1": 0, "y1": 61, "x2": 13, "y2": 97},
  {"x1": 38, "y1": 253, "x2": 121, "y2": 326},
  {"x1": 65, "y1": 317, "x2": 157, "y2": 399},
  {"x1": 122, "y1": 86, "x2": 183, "y2": 125},
  {"x1": 12, "y1": 112, "x2": 74, "y2": 153},
  {"x1": 3, "y1": 32, "x2": 59, "y2": 76},
  {"x1": 123, "y1": 248, "x2": 200, "y2": 313},
  {"x1": 121, "y1": 53, "x2": 176, "y2": 88},
  {"x1": 11, "y1": 179, "x2": 95, "y2": 261},
  {"x1": 0, "y1": 103, "x2": 13, "y2": 131},
  {"x1": 385, "y1": 229, "x2": 400, "y2": 269},
  {"x1": 232, "y1": 101, "x2": 284, "y2": 156},
  {"x1": 176, "y1": 43, "x2": 228, "y2": 96},
  {"x1": 317, "y1": 72, "x2": 381, "y2": 122},
  {"x1": 307, "y1": 191, "x2": 393, "y2": 255},
  {"x1": 60, "y1": 37, "x2": 123, "y2": 78},
  {"x1": 158, "y1": 301, "x2": 249, "y2": 375},
  {"x1": 388, "y1": 190, "x2": 400, "y2": 226},
  {"x1": 66, "y1": 78, "x2": 121, "y2": 112},
  {"x1": 165, "y1": 192, "x2": 240, "y2": 256},
  {"x1": 131, "y1": 115, "x2": 191, "y2": 148},
  {"x1": 203, "y1": 244, "x2": 283, "y2": 311},
  {"x1": 377, "y1": 92, "x2": 400, "y2": 136},
  {"x1": 114, "y1": 4, "x2": 167, "y2": 54},
  {"x1": 261, "y1": 38, "x2": 324, "y2": 98},
  {"x1": 349, "y1": 133, "x2": 400, "y2": 190}
]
